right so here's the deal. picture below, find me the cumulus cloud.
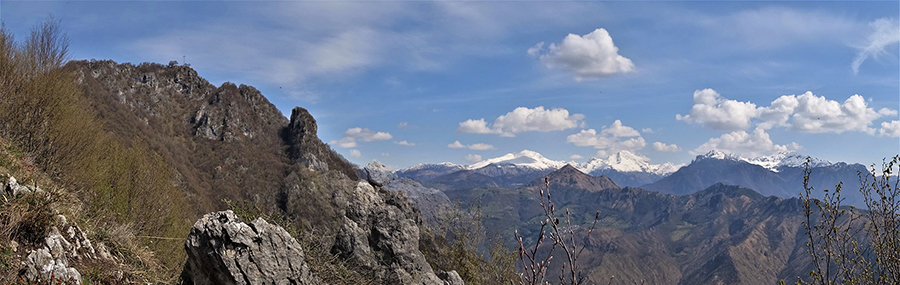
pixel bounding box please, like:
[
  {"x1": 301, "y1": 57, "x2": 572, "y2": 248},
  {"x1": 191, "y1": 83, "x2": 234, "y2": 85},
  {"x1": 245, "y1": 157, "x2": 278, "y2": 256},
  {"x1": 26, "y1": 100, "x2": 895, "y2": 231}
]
[
  {"x1": 465, "y1": 154, "x2": 483, "y2": 163},
  {"x1": 448, "y1": 141, "x2": 494, "y2": 150},
  {"x1": 678, "y1": 89, "x2": 897, "y2": 135},
  {"x1": 530, "y1": 28, "x2": 635, "y2": 80},
  {"x1": 879, "y1": 121, "x2": 900, "y2": 137},
  {"x1": 852, "y1": 18, "x2": 900, "y2": 74},
  {"x1": 778, "y1": 92, "x2": 895, "y2": 134},
  {"x1": 448, "y1": 141, "x2": 467, "y2": 148},
  {"x1": 566, "y1": 120, "x2": 647, "y2": 154},
  {"x1": 457, "y1": 106, "x2": 584, "y2": 137},
  {"x1": 570, "y1": 154, "x2": 584, "y2": 160},
  {"x1": 349, "y1": 149, "x2": 362, "y2": 158},
  {"x1": 641, "y1": 128, "x2": 653, "y2": 134},
  {"x1": 394, "y1": 140, "x2": 415, "y2": 146},
  {"x1": 676, "y1": 89, "x2": 759, "y2": 131},
  {"x1": 330, "y1": 127, "x2": 392, "y2": 148},
  {"x1": 691, "y1": 128, "x2": 801, "y2": 157},
  {"x1": 457, "y1": 119, "x2": 495, "y2": 134},
  {"x1": 601, "y1": 120, "x2": 641, "y2": 137},
  {"x1": 652, "y1": 142, "x2": 681, "y2": 152}
]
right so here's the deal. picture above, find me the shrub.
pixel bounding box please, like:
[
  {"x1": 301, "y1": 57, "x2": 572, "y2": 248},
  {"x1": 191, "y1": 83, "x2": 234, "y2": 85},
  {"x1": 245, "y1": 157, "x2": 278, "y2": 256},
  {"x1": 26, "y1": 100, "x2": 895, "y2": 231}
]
[
  {"x1": 419, "y1": 201, "x2": 518, "y2": 285},
  {"x1": 794, "y1": 156, "x2": 900, "y2": 284}
]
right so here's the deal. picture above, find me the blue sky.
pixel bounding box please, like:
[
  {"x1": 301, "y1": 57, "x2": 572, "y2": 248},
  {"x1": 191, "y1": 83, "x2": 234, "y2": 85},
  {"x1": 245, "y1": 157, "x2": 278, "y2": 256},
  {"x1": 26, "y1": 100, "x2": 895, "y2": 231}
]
[{"x1": 3, "y1": 1, "x2": 898, "y2": 169}]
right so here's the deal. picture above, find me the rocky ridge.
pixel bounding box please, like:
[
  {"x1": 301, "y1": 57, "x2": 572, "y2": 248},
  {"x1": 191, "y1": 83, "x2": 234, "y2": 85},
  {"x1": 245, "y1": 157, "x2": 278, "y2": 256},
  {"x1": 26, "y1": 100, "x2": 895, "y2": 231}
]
[{"x1": 68, "y1": 60, "x2": 462, "y2": 284}]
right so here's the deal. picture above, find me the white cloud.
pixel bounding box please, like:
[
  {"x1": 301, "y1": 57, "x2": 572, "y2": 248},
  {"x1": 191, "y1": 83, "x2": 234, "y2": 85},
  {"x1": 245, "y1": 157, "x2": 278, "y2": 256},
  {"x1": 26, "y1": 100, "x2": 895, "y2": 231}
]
[
  {"x1": 448, "y1": 141, "x2": 467, "y2": 148},
  {"x1": 641, "y1": 128, "x2": 653, "y2": 134},
  {"x1": 679, "y1": 89, "x2": 897, "y2": 135},
  {"x1": 330, "y1": 127, "x2": 392, "y2": 148},
  {"x1": 778, "y1": 92, "x2": 894, "y2": 134},
  {"x1": 457, "y1": 106, "x2": 584, "y2": 137},
  {"x1": 601, "y1": 120, "x2": 641, "y2": 137},
  {"x1": 397, "y1": 122, "x2": 408, "y2": 128},
  {"x1": 532, "y1": 28, "x2": 635, "y2": 80},
  {"x1": 349, "y1": 149, "x2": 362, "y2": 158},
  {"x1": 879, "y1": 121, "x2": 900, "y2": 137},
  {"x1": 566, "y1": 120, "x2": 647, "y2": 153},
  {"x1": 676, "y1": 88, "x2": 759, "y2": 131},
  {"x1": 468, "y1": 143, "x2": 496, "y2": 151},
  {"x1": 691, "y1": 128, "x2": 801, "y2": 157},
  {"x1": 652, "y1": 142, "x2": 681, "y2": 152},
  {"x1": 570, "y1": 154, "x2": 584, "y2": 160},
  {"x1": 852, "y1": 18, "x2": 900, "y2": 74},
  {"x1": 457, "y1": 119, "x2": 495, "y2": 134},
  {"x1": 394, "y1": 140, "x2": 415, "y2": 146},
  {"x1": 465, "y1": 154, "x2": 483, "y2": 163},
  {"x1": 448, "y1": 141, "x2": 495, "y2": 150}
]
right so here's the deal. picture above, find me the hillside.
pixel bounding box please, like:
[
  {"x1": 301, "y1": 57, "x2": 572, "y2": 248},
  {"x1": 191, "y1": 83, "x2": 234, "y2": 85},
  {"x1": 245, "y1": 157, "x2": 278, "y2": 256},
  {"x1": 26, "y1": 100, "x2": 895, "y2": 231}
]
[
  {"x1": 448, "y1": 166, "x2": 816, "y2": 284},
  {"x1": 0, "y1": 54, "x2": 489, "y2": 284}
]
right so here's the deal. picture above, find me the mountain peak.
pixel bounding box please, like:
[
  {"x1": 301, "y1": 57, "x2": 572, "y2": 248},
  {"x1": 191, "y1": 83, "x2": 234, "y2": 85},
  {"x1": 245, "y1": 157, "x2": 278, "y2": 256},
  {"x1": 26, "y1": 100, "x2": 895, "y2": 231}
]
[
  {"x1": 693, "y1": 150, "x2": 832, "y2": 171},
  {"x1": 579, "y1": 150, "x2": 683, "y2": 176},
  {"x1": 467, "y1": 149, "x2": 566, "y2": 170},
  {"x1": 537, "y1": 163, "x2": 620, "y2": 192}
]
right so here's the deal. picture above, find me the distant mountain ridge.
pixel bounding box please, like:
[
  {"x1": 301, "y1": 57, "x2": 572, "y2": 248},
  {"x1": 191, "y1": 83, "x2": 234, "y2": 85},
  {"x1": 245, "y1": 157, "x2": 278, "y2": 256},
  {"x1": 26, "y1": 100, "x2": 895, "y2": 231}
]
[
  {"x1": 441, "y1": 165, "x2": 815, "y2": 284},
  {"x1": 397, "y1": 150, "x2": 684, "y2": 188},
  {"x1": 644, "y1": 150, "x2": 868, "y2": 206}
]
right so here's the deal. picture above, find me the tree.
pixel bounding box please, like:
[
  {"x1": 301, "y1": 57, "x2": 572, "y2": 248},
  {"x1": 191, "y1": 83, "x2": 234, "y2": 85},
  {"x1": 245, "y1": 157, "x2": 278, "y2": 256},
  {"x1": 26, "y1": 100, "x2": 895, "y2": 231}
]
[
  {"x1": 795, "y1": 156, "x2": 900, "y2": 284},
  {"x1": 21, "y1": 15, "x2": 70, "y2": 77},
  {"x1": 516, "y1": 177, "x2": 600, "y2": 285}
]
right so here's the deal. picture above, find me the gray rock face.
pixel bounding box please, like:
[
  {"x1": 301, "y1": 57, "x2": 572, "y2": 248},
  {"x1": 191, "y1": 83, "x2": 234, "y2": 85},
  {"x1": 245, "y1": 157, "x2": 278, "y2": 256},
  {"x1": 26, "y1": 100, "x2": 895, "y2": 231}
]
[
  {"x1": 182, "y1": 211, "x2": 321, "y2": 285},
  {"x1": 23, "y1": 221, "x2": 104, "y2": 284},
  {"x1": 365, "y1": 161, "x2": 454, "y2": 226},
  {"x1": 5, "y1": 176, "x2": 44, "y2": 197},
  {"x1": 333, "y1": 181, "x2": 453, "y2": 284},
  {"x1": 364, "y1": 160, "x2": 397, "y2": 186}
]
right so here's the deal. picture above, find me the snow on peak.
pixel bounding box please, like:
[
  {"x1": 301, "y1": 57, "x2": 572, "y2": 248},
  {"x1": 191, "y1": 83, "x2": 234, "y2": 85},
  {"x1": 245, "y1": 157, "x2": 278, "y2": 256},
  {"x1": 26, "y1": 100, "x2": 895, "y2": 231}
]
[
  {"x1": 694, "y1": 150, "x2": 832, "y2": 171},
  {"x1": 745, "y1": 151, "x2": 832, "y2": 170},
  {"x1": 467, "y1": 150, "x2": 567, "y2": 170},
  {"x1": 577, "y1": 150, "x2": 683, "y2": 175}
]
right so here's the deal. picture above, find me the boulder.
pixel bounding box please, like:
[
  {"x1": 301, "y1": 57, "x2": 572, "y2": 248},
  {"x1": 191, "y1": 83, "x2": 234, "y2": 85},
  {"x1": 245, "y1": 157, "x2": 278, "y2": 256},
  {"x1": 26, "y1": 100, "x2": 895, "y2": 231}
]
[{"x1": 182, "y1": 211, "x2": 321, "y2": 285}]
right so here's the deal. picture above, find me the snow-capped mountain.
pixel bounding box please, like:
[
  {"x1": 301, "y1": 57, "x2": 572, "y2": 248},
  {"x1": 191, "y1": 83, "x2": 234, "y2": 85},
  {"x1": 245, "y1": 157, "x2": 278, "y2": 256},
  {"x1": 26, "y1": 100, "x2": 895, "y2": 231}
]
[
  {"x1": 695, "y1": 150, "x2": 832, "y2": 172},
  {"x1": 577, "y1": 150, "x2": 683, "y2": 176},
  {"x1": 467, "y1": 150, "x2": 567, "y2": 171},
  {"x1": 397, "y1": 150, "x2": 683, "y2": 189},
  {"x1": 644, "y1": 150, "x2": 867, "y2": 206}
]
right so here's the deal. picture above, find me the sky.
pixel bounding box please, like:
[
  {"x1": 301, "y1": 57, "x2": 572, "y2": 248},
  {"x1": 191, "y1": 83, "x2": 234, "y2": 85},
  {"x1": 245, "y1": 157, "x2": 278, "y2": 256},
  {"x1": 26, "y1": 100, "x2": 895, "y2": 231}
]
[{"x1": 2, "y1": 1, "x2": 899, "y2": 169}]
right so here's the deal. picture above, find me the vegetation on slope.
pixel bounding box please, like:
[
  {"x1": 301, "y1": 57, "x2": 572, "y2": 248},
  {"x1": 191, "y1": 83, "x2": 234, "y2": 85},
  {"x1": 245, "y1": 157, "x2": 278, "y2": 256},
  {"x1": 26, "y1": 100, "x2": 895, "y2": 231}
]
[{"x1": 0, "y1": 18, "x2": 190, "y2": 282}]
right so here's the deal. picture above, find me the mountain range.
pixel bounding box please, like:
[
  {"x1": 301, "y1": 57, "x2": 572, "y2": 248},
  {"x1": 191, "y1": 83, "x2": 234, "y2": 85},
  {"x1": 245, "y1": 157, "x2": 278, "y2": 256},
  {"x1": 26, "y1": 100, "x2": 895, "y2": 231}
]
[
  {"x1": 399, "y1": 149, "x2": 868, "y2": 205},
  {"x1": 443, "y1": 163, "x2": 815, "y2": 284}
]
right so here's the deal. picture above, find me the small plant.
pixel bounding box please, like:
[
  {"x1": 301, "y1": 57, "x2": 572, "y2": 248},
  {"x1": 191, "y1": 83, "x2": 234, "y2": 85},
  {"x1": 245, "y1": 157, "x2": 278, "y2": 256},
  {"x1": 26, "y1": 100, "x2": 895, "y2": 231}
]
[
  {"x1": 516, "y1": 177, "x2": 599, "y2": 285},
  {"x1": 793, "y1": 156, "x2": 900, "y2": 284}
]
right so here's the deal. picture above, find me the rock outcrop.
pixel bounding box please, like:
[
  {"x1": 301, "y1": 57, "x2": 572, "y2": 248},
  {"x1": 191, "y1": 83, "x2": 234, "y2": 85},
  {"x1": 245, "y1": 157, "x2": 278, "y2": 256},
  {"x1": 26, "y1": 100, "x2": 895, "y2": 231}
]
[
  {"x1": 182, "y1": 211, "x2": 321, "y2": 285},
  {"x1": 364, "y1": 161, "x2": 454, "y2": 226},
  {"x1": 333, "y1": 181, "x2": 452, "y2": 284}
]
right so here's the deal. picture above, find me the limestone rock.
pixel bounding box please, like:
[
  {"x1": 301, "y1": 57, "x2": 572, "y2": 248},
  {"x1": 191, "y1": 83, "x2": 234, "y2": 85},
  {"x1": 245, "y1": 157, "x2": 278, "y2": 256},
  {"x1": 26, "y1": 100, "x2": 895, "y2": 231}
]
[
  {"x1": 333, "y1": 181, "x2": 451, "y2": 284},
  {"x1": 364, "y1": 160, "x2": 397, "y2": 186},
  {"x1": 23, "y1": 226, "x2": 85, "y2": 284},
  {"x1": 182, "y1": 210, "x2": 321, "y2": 285},
  {"x1": 365, "y1": 161, "x2": 454, "y2": 226}
]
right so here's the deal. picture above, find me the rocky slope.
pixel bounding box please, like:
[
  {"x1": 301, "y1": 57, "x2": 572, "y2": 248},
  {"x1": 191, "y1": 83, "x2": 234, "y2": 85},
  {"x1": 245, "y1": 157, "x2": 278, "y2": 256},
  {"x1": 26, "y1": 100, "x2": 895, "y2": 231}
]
[{"x1": 67, "y1": 60, "x2": 459, "y2": 284}]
